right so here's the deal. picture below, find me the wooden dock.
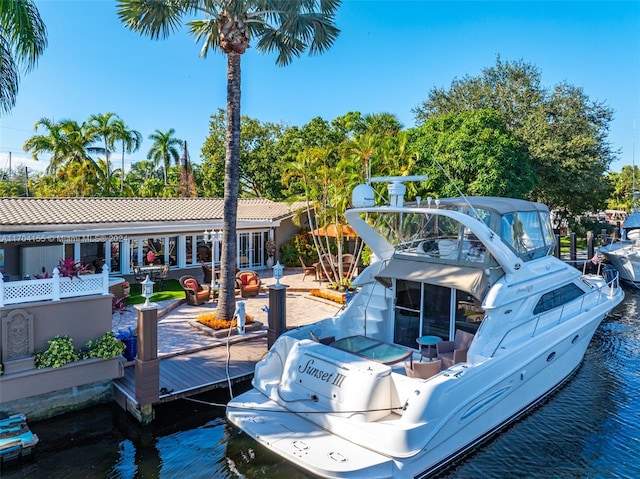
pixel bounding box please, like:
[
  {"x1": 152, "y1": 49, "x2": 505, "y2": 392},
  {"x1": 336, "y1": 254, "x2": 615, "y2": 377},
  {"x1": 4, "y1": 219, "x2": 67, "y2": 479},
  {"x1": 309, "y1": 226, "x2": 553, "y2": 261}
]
[{"x1": 112, "y1": 333, "x2": 268, "y2": 420}]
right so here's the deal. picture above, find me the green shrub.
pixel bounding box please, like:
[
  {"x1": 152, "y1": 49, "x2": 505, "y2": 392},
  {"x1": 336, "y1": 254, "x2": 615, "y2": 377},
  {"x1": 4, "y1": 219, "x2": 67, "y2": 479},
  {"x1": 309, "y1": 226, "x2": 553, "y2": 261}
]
[
  {"x1": 81, "y1": 331, "x2": 125, "y2": 360},
  {"x1": 34, "y1": 335, "x2": 79, "y2": 369}
]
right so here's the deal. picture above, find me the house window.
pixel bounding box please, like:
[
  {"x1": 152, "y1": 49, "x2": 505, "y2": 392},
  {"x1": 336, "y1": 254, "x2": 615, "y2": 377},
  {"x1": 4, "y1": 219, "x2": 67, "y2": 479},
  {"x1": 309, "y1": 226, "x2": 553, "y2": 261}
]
[
  {"x1": 110, "y1": 242, "x2": 121, "y2": 273},
  {"x1": 237, "y1": 231, "x2": 269, "y2": 269}
]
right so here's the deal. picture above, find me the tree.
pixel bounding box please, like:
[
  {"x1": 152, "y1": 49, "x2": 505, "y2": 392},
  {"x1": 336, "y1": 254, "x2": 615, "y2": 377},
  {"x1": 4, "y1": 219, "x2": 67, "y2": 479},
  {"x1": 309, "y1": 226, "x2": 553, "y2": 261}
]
[
  {"x1": 0, "y1": 0, "x2": 47, "y2": 114},
  {"x1": 84, "y1": 112, "x2": 122, "y2": 196},
  {"x1": 113, "y1": 119, "x2": 143, "y2": 193},
  {"x1": 23, "y1": 118, "x2": 95, "y2": 176},
  {"x1": 409, "y1": 110, "x2": 536, "y2": 199},
  {"x1": 118, "y1": 0, "x2": 341, "y2": 320},
  {"x1": 413, "y1": 57, "x2": 616, "y2": 219},
  {"x1": 201, "y1": 109, "x2": 287, "y2": 200},
  {"x1": 147, "y1": 128, "x2": 182, "y2": 185}
]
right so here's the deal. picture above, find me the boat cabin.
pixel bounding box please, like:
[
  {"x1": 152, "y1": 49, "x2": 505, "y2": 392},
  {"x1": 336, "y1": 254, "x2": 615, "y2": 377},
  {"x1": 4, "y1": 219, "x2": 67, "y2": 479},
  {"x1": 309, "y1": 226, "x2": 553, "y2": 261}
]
[{"x1": 347, "y1": 196, "x2": 557, "y2": 352}]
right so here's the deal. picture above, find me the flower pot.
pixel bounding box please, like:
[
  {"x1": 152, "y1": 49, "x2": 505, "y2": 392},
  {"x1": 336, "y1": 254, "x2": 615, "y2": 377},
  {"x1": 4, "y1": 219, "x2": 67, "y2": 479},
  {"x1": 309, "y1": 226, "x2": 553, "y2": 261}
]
[{"x1": 121, "y1": 337, "x2": 138, "y2": 361}]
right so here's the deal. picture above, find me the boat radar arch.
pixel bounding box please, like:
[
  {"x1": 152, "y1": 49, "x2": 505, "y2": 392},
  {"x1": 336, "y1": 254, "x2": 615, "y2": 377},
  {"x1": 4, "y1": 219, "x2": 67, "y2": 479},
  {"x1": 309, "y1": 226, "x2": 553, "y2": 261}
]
[{"x1": 368, "y1": 175, "x2": 428, "y2": 207}]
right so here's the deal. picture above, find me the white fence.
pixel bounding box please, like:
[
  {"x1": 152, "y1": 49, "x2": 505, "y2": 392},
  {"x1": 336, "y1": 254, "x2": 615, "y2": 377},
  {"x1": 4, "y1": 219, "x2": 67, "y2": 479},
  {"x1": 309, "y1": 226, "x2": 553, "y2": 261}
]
[{"x1": 0, "y1": 266, "x2": 111, "y2": 307}]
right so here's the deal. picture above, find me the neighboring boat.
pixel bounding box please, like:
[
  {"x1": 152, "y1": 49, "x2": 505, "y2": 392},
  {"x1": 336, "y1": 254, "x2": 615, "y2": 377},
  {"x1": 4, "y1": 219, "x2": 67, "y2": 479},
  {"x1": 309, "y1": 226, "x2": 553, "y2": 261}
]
[
  {"x1": 226, "y1": 177, "x2": 624, "y2": 479},
  {"x1": 0, "y1": 413, "x2": 39, "y2": 462},
  {"x1": 598, "y1": 190, "x2": 640, "y2": 285}
]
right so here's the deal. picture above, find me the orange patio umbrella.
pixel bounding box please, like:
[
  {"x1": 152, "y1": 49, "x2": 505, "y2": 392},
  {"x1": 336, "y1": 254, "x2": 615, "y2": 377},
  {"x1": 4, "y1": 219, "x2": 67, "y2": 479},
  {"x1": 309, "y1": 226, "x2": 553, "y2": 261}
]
[{"x1": 310, "y1": 223, "x2": 358, "y2": 238}]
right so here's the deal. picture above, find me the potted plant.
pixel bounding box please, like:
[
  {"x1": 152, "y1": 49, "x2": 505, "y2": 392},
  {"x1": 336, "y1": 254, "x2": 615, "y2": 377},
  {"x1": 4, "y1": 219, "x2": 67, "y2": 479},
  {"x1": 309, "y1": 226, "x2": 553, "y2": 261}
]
[
  {"x1": 57, "y1": 257, "x2": 88, "y2": 279},
  {"x1": 265, "y1": 240, "x2": 276, "y2": 267}
]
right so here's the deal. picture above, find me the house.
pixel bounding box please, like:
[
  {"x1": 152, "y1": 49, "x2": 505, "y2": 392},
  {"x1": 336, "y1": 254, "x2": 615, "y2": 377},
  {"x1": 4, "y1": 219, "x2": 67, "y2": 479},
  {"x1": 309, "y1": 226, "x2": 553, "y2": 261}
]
[
  {"x1": 0, "y1": 197, "x2": 304, "y2": 283},
  {"x1": 0, "y1": 196, "x2": 304, "y2": 420}
]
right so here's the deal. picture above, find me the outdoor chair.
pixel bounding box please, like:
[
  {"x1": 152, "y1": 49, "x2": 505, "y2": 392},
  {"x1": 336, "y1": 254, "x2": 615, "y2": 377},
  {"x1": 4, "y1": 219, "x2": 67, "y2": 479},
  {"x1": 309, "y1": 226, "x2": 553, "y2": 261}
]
[
  {"x1": 179, "y1": 275, "x2": 211, "y2": 306},
  {"x1": 404, "y1": 359, "x2": 442, "y2": 379},
  {"x1": 340, "y1": 253, "x2": 356, "y2": 277},
  {"x1": 436, "y1": 329, "x2": 474, "y2": 368},
  {"x1": 201, "y1": 263, "x2": 213, "y2": 284},
  {"x1": 154, "y1": 264, "x2": 170, "y2": 291},
  {"x1": 236, "y1": 270, "x2": 262, "y2": 298},
  {"x1": 132, "y1": 264, "x2": 145, "y2": 282},
  {"x1": 315, "y1": 253, "x2": 336, "y2": 282},
  {"x1": 299, "y1": 256, "x2": 317, "y2": 281}
]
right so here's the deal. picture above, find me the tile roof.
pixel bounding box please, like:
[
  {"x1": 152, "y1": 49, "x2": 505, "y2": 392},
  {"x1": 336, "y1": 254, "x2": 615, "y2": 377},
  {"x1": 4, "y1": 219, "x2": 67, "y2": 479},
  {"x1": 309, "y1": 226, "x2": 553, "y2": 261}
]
[{"x1": 0, "y1": 197, "x2": 302, "y2": 231}]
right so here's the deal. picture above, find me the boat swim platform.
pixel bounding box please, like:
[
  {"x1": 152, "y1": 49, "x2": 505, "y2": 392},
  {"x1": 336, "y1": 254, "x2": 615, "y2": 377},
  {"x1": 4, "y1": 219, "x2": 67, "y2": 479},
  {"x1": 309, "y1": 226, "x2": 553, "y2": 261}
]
[{"x1": 112, "y1": 332, "x2": 268, "y2": 422}]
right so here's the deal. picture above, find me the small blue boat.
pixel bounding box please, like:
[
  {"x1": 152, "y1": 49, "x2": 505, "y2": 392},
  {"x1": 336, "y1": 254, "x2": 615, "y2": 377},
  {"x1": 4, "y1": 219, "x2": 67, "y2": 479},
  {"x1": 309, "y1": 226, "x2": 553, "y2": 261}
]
[{"x1": 0, "y1": 413, "x2": 39, "y2": 462}]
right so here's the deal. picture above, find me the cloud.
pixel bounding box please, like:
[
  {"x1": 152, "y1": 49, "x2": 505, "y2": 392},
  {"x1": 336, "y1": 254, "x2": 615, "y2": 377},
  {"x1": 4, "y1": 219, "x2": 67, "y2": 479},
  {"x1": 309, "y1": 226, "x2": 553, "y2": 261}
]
[{"x1": 0, "y1": 152, "x2": 48, "y2": 173}]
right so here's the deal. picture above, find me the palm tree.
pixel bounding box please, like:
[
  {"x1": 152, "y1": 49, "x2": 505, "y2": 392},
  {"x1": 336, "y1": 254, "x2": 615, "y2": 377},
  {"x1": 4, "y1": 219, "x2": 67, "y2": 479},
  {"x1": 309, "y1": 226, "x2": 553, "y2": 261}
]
[
  {"x1": 113, "y1": 119, "x2": 143, "y2": 193},
  {"x1": 117, "y1": 0, "x2": 341, "y2": 320},
  {"x1": 147, "y1": 128, "x2": 182, "y2": 185},
  {"x1": 0, "y1": 0, "x2": 47, "y2": 114},
  {"x1": 23, "y1": 118, "x2": 95, "y2": 176},
  {"x1": 84, "y1": 112, "x2": 121, "y2": 196}
]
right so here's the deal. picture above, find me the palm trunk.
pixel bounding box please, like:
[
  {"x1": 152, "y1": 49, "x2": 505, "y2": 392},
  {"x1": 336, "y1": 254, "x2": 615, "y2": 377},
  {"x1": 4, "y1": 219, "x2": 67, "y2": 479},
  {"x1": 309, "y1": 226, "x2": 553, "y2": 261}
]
[{"x1": 218, "y1": 52, "x2": 242, "y2": 320}]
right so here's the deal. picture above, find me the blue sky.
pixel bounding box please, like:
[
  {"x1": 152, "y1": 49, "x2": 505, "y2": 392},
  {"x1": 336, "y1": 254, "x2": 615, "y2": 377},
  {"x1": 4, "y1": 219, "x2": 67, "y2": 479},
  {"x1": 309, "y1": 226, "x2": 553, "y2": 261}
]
[{"x1": 1, "y1": 0, "x2": 638, "y2": 176}]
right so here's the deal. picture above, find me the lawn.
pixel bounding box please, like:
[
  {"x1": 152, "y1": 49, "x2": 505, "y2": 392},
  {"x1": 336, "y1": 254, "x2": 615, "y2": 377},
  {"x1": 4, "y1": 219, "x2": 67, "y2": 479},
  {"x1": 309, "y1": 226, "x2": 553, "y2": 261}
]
[
  {"x1": 126, "y1": 279, "x2": 186, "y2": 306},
  {"x1": 559, "y1": 235, "x2": 587, "y2": 254}
]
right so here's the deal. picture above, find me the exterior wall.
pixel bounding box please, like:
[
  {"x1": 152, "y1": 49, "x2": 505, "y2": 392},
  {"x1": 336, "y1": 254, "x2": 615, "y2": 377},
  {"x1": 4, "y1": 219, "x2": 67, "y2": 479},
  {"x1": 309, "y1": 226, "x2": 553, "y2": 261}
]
[
  {"x1": 0, "y1": 294, "x2": 121, "y2": 420},
  {"x1": 275, "y1": 217, "x2": 302, "y2": 262},
  {"x1": 0, "y1": 362, "x2": 119, "y2": 420},
  {"x1": 1, "y1": 295, "x2": 112, "y2": 351}
]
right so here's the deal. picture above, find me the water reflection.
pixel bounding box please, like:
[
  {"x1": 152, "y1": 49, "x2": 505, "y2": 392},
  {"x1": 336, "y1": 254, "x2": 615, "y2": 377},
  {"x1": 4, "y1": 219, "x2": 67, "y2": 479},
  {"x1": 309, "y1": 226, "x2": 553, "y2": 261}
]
[{"x1": 2, "y1": 289, "x2": 639, "y2": 479}]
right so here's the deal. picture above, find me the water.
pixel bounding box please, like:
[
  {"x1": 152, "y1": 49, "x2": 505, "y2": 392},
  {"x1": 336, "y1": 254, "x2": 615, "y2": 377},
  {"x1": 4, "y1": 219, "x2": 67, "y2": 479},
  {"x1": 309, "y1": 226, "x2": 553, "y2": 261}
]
[{"x1": 3, "y1": 288, "x2": 639, "y2": 479}]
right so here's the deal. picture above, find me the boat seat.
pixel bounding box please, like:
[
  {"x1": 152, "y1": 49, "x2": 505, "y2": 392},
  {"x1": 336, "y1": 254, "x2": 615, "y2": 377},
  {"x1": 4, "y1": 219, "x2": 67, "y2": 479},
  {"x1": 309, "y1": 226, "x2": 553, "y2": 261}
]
[
  {"x1": 404, "y1": 359, "x2": 442, "y2": 379},
  {"x1": 437, "y1": 329, "x2": 474, "y2": 368}
]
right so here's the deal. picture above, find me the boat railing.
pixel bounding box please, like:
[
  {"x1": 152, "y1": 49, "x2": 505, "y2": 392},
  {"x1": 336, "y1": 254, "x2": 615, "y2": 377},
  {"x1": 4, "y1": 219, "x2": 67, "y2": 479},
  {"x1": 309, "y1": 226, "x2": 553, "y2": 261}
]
[{"x1": 490, "y1": 270, "x2": 620, "y2": 357}]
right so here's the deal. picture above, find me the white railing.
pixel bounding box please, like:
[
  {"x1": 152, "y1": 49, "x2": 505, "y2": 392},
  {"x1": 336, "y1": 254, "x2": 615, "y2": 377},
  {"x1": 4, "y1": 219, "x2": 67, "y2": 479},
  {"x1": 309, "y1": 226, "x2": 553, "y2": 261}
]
[
  {"x1": 0, "y1": 265, "x2": 111, "y2": 307},
  {"x1": 490, "y1": 270, "x2": 621, "y2": 357}
]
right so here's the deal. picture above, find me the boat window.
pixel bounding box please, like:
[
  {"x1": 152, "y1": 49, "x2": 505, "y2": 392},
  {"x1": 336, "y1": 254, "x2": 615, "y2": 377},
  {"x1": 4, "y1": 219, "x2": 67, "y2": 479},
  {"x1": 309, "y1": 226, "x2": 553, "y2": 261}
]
[
  {"x1": 540, "y1": 211, "x2": 556, "y2": 248},
  {"x1": 421, "y1": 283, "x2": 451, "y2": 339},
  {"x1": 501, "y1": 211, "x2": 549, "y2": 261},
  {"x1": 455, "y1": 290, "x2": 483, "y2": 334},
  {"x1": 394, "y1": 280, "x2": 422, "y2": 347},
  {"x1": 533, "y1": 283, "x2": 585, "y2": 315},
  {"x1": 394, "y1": 281, "x2": 452, "y2": 347}
]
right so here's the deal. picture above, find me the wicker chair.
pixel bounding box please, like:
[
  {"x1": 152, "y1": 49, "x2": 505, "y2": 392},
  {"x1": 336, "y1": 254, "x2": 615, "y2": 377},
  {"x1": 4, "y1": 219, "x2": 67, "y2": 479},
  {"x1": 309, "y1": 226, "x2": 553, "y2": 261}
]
[
  {"x1": 179, "y1": 275, "x2": 211, "y2": 306},
  {"x1": 404, "y1": 359, "x2": 442, "y2": 379},
  {"x1": 235, "y1": 270, "x2": 262, "y2": 298},
  {"x1": 436, "y1": 330, "x2": 474, "y2": 368}
]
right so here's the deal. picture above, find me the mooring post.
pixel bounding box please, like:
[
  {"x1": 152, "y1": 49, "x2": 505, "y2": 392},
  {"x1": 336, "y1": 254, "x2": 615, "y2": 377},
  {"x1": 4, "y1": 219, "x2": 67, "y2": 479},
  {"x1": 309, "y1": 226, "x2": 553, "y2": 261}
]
[
  {"x1": 570, "y1": 232, "x2": 577, "y2": 263},
  {"x1": 134, "y1": 303, "x2": 159, "y2": 424},
  {"x1": 267, "y1": 283, "x2": 288, "y2": 349}
]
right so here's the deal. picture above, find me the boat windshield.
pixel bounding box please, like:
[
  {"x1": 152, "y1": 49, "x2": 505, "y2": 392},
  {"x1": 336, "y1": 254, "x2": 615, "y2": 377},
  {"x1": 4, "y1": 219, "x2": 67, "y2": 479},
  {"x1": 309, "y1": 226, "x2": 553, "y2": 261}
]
[{"x1": 364, "y1": 202, "x2": 555, "y2": 263}]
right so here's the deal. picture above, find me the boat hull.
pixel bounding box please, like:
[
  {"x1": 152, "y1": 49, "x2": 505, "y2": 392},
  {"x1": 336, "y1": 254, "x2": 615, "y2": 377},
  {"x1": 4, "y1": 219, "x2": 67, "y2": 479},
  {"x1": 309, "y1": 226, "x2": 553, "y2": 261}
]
[
  {"x1": 227, "y1": 307, "x2": 610, "y2": 479},
  {"x1": 599, "y1": 242, "x2": 640, "y2": 284}
]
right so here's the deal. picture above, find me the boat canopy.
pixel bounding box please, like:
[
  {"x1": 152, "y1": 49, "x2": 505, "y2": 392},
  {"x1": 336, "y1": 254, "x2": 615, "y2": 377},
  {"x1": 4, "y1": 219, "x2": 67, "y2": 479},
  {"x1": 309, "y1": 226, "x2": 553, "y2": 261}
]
[
  {"x1": 375, "y1": 259, "x2": 489, "y2": 300},
  {"x1": 347, "y1": 196, "x2": 556, "y2": 265}
]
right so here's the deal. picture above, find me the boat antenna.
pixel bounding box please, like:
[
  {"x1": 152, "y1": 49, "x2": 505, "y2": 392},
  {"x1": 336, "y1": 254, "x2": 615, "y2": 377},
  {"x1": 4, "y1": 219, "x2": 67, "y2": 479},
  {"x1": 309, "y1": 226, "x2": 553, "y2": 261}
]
[{"x1": 432, "y1": 158, "x2": 483, "y2": 222}]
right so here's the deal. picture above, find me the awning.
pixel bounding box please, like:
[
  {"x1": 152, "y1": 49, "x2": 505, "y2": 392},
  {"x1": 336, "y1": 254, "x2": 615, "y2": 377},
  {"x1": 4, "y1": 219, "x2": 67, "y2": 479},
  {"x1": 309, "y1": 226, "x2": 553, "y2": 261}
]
[
  {"x1": 310, "y1": 223, "x2": 358, "y2": 238},
  {"x1": 375, "y1": 258, "x2": 489, "y2": 300}
]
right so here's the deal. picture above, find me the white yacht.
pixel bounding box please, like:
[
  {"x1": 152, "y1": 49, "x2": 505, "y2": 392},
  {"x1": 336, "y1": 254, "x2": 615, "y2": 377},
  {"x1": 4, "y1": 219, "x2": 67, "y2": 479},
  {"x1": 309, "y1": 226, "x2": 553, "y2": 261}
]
[
  {"x1": 599, "y1": 190, "x2": 640, "y2": 285},
  {"x1": 227, "y1": 177, "x2": 624, "y2": 479}
]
